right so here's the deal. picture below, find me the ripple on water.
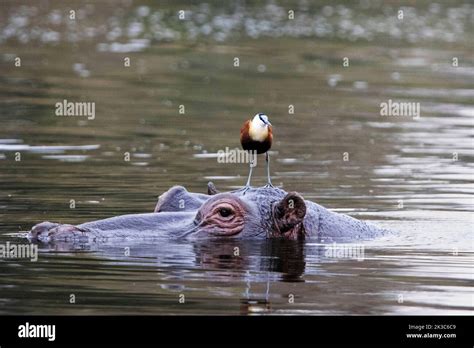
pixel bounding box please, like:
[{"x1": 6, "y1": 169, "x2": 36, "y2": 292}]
[
  {"x1": 0, "y1": 144, "x2": 100, "y2": 153},
  {"x1": 41, "y1": 155, "x2": 89, "y2": 162}
]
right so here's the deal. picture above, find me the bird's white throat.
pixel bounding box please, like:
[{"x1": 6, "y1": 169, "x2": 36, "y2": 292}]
[{"x1": 249, "y1": 117, "x2": 269, "y2": 142}]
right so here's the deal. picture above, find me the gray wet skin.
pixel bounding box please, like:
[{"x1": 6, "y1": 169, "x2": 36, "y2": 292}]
[{"x1": 28, "y1": 182, "x2": 387, "y2": 244}]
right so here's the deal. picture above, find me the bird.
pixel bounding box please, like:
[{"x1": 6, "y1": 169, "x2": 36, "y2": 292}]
[{"x1": 240, "y1": 113, "x2": 273, "y2": 189}]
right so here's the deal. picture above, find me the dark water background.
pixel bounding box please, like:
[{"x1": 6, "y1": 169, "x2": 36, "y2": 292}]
[{"x1": 0, "y1": 0, "x2": 472, "y2": 314}]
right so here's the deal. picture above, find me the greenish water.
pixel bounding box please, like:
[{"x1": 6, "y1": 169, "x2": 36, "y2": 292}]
[{"x1": 0, "y1": 1, "x2": 472, "y2": 315}]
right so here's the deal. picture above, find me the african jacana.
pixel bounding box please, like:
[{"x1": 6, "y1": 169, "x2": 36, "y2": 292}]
[{"x1": 240, "y1": 113, "x2": 273, "y2": 188}]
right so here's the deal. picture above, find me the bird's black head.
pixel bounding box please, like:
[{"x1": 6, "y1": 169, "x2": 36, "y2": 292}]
[{"x1": 257, "y1": 113, "x2": 271, "y2": 126}]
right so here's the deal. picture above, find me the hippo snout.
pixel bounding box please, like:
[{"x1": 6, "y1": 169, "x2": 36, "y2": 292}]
[{"x1": 29, "y1": 221, "x2": 89, "y2": 243}]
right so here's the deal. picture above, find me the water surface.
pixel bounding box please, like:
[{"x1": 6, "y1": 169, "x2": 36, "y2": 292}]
[{"x1": 0, "y1": 0, "x2": 472, "y2": 315}]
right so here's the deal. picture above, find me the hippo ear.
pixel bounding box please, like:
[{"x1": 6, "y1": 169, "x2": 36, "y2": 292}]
[
  {"x1": 273, "y1": 192, "x2": 307, "y2": 238},
  {"x1": 207, "y1": 182, "x2": 220, "y2": 195}
]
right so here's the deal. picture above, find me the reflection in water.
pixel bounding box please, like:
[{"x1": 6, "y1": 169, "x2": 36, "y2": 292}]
[
  {"x1": 0, "y1": 0, "x2": 473, "y2": 315},
  {"x1": 193, "y1": 239, "x2": 306, "y2": 280},
  {"x1": 2, "y1": 235, "x2": 470, "y2": 315},
  {"x1": 193, "y1": 239, "x2": 307, "y2": 314}
]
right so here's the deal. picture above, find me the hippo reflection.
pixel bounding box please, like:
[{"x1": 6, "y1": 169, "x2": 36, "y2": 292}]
[{"x1": 28, "y1": 183, "x2": 386, "y2": 244}]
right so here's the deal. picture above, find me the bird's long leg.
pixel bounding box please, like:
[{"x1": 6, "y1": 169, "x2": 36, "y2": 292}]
[
  {"x1": 243, "y1": 160, "x2": 254, "y2": 193},
  {"x1": 236, "y1": 155, "x2": 255, "y2": 194},
  {"x1": 264, "y1": 152, "x2": 273, "y2": 188},
  {"x1": 236, "y1": 161, "x2": 253, "y2": 195}
]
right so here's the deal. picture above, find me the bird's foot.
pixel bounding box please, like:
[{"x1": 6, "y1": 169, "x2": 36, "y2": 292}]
[
  {"x1": 263, "y1": 182, "x2": 274, "y2": 189},
  {"x1": 237, "y1": 185, "x2": 252, "y2": 195}
]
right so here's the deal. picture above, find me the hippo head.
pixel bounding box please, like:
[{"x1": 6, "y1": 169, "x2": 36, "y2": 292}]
[
  {"x1": 28, "y1": 183, "x2": 308, "y2": 244},
  {"x1": 154, "y1": 183, "x2": 307, "y2": 240}
]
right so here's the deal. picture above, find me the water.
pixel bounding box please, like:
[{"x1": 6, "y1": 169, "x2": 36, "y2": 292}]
[{"x1": 0, "y1": 1, "x2": 472, "y2": 315}]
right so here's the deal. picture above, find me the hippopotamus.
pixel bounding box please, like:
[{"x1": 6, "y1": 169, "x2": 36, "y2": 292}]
[{"x1": 27, "y1": 183, "x2": 387, "y2": 244}]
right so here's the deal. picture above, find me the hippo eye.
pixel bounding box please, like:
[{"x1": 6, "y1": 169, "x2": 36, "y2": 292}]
[{"x1": 218, "y1": 207, "x2": 233, "y2": 218}]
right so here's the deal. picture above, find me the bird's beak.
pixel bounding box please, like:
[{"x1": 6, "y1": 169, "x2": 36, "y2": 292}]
[{"x1": 266, "y1": 120, "x2": 272, "y2": 126}]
